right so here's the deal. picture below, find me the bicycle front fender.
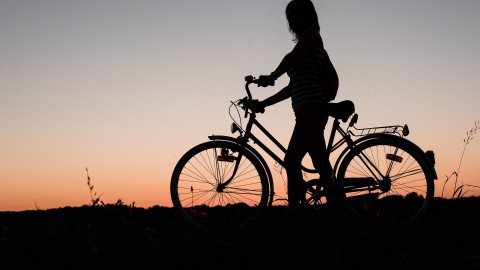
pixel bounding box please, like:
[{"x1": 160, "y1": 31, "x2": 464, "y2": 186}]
[{"x1": 208, "y1": 135, "x2": 275, "y2": 205}]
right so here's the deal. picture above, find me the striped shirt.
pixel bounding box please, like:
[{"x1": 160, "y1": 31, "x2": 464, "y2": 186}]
[{"x1": 288, "y1": 47, "x2": 329, "y2": 111}]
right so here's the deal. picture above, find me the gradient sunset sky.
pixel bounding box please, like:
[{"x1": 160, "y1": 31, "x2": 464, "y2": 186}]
[{"x1": 1, "y1": 0, "x2": 479, "y2": 211}]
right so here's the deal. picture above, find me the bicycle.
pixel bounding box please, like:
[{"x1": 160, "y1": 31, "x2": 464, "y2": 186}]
[{"x1": 170, "y1": 75, "x2": 438, "y2": 232}]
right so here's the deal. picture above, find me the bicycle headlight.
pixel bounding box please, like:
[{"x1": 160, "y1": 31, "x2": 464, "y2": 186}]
[{"x1": 231, "y1": 123, "x2": 240, "y2": 134}]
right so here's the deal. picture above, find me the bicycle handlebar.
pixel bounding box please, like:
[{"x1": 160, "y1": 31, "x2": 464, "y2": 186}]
[
  {"x1": 240, "y1": 75, "x2": 263, "y2": 118},
  {"x1": 244, "y1": 75, "x2": 256, "y2": 100}
]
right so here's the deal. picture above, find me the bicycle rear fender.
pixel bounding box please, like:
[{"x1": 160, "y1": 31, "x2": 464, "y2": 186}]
[
  {"x1": 333, "y1": 133, "x2": 438, "y2": 180},
  {"x1": 208, "y1": 135, "x2": 275, "y2": 205}
]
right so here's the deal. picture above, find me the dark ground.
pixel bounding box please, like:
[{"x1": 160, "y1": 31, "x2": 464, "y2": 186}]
[{"x1": 1, "y1": 197, "x2": 479, "y2": 270}]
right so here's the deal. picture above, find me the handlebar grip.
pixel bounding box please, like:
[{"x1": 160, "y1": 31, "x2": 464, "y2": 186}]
[
  {"x1": 245, "y1": 75, "x2": 254, "y2": 82},
  {"x1": 242, "y1": 76, "x2": 268, "y2": 117}
]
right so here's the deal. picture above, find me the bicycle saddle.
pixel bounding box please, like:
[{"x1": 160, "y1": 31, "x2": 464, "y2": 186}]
[{"x1": 324, "y1": 100, "x2": 355, "y2": 122}]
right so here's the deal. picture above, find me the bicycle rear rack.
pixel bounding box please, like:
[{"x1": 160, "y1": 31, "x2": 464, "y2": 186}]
[{"x1": 349, "y1": 124, "x2": 409, "y2": 137}]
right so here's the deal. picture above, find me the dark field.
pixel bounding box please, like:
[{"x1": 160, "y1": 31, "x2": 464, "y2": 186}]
[{"x1": 1, "y1": 197, "x2": 480, "y2": 270}]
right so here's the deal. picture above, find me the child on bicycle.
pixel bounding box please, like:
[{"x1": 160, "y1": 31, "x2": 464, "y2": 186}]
[{"x1": 256, "y1": 0, "x2": 339, "y2": 217}]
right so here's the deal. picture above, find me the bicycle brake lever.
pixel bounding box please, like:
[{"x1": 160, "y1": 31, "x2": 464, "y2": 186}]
[
  {"x1": 237, "y1": 97, "x2": 249, "y2": 118},
  {"x1": 237, "y1": 97, "x2": 247, "y2": 105}
]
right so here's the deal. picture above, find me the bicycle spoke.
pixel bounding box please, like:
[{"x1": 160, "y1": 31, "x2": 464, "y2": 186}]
[
  {"x1": 171, "y1": 141, "x2": 268, "y2": 232},
  {"x1": 390, "y1": 167, "x2": 424, "y2": 181}
]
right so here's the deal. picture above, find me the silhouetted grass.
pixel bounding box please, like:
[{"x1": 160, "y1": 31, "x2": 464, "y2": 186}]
[
  {"x1": 85, "y1": 167, "x2": 105, "y2": 207},
  {"x1": 442, "y1": 120, "x2": 480, "y2": 198},
  {"x1": 1, "y1": 197, "x2": 479, "y2": 270}
]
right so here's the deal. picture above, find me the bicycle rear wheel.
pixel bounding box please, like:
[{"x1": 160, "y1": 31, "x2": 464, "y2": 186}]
[
  {"x1": 336, "y1": 136, "x2": 434, "y2": 223},
  {"x1": 170, "y1": 140, "x2": 269, "y2": 232}
]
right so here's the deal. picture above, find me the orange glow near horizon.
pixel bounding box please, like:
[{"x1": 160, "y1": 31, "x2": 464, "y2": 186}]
[{"x1": 1, "y1": 127, "x2": 479, "y2": 212}]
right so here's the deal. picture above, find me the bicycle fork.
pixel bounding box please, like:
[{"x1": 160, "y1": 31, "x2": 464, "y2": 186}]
[
  {"x1": 215, "y1": 118, "x2": 255, "y2": 192},
  {"x1": 216, "y1": 146, "x2": 244, "y2": 192}
]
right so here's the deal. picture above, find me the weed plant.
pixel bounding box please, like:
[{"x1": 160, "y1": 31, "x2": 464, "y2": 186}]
[{"x1": 442, "y1": 120, "x2": 480, "y2": 198}]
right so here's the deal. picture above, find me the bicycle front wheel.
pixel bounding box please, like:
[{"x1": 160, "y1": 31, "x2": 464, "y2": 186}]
[
  {"x1": 336, "y1": 136, "x2": 434, "y2": 223},
  {"x1": 170, "y1": 140, "x2": 269, "y2": 232}
]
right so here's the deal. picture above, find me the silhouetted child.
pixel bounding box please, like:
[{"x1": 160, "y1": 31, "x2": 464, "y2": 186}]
[{"x1": 256, "y1": 0, "x2": 339, "y2": 220}]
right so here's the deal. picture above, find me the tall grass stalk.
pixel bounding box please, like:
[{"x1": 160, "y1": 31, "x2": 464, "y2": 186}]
[
  {"x1": 442, "y1": 120, "x2": 480, "y2": 198},
  {"x1": 84, "y1": 167, "x2": 133, "y2": 207},
  {"x1": 85, "y1": 167, "x2": 104, "y2": 207}
]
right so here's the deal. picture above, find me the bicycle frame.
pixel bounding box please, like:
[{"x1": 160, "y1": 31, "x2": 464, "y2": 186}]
[
  {"x1": 212, "y1": 79, "x2": 384, "y2": 200},
  {"x1": 212, "y1": 76, "x2": 437, "y2": 207}
]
